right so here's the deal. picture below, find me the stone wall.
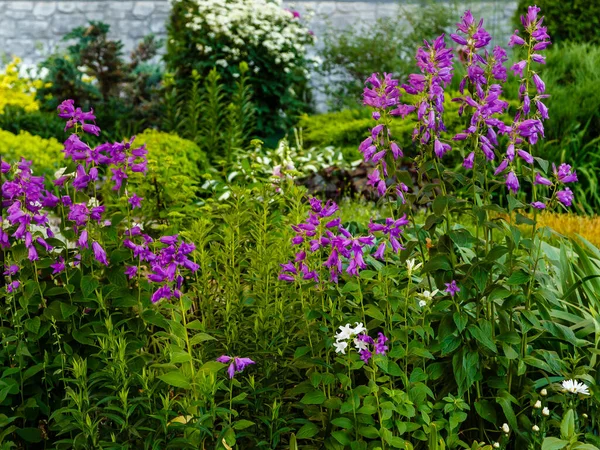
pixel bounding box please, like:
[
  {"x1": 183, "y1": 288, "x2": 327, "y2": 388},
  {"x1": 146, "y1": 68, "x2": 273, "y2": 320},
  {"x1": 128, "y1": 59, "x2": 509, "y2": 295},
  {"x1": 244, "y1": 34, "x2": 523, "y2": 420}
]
[
  {"x1": 0, "y1": 1, "x2": 518, "y2": 65},
  {"x1": 0, "y1": 1, "x2": 171, "y2": 63}
]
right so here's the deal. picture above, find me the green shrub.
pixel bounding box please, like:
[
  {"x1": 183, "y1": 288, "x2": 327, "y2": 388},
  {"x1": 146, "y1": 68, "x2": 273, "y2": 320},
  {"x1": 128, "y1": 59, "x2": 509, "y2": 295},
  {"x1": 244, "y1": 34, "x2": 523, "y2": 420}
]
[
  {"x1": 128, "y1": 129, "x2": 208, "y2": 227},
  {"x1": 298, "y1": 91, "x2": 467, "y2": 162},
  {"x1": 514, "y1": 0, "x2": 600, "y2": 44},
  {"x1": 166, "y1": 0, "x2": 316, "y2": 137},
  {"x1": 0, "y1": 129, "x2": 63, "y2": 175},
  {"x1": 319, "y1": 2, "x2": 455, "y2": 110}
]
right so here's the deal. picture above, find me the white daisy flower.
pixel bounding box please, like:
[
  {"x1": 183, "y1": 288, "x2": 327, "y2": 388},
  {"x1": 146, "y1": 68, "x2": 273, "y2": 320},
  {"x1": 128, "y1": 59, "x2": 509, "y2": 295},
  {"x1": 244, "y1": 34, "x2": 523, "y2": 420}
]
[{"x1": 561, "y1": 379, "x2": 590, "y2": 395}]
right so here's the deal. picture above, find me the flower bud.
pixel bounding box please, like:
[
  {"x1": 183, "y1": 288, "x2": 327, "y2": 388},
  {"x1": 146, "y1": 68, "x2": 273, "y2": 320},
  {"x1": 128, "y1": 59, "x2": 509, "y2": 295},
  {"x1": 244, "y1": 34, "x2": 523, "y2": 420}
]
[
  {"x1": 532, "y1": 425, "x2": 540, "y2": 432},
  {"x1": 534, "y1": 400, "x2": 542, "y2": 409},
  {"x1": 542, "y1": 407, "x2": 550, "y2": 416}
]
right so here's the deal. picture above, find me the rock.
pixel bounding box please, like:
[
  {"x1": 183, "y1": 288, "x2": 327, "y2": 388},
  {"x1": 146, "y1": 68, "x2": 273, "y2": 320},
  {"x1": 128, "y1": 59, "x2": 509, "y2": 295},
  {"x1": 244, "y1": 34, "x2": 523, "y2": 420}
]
[
  {"x1": 132, "y1": 2, "x2": 155, "y2": 18},
  {"x1": 33, "y1": 2, "x2": 57, "y2": 17}
]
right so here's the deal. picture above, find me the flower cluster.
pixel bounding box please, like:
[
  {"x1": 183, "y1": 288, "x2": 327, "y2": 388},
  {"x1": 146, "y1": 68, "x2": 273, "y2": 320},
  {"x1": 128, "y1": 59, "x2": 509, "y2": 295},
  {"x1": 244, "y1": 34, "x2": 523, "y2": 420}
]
[
  {"x1": 450, "y1": 11, "x2": 509, "y2": 169},
  {"x1": 359, "y1": 72, "x2": 411, "y2": 197},
  {"x1": 501, "y1": 6, "x2": 553, "y2": 195},
  {"x1": 279, "y1": 197, "x2": 380, "y2": 282},
  {"x1": 333, "y1": 322, "x2": 389, "y2": 363},
  {"x1": 180, "y1": 0, "x2": 316, "y2": 75},
  {"x1": 368, "y1": 215, "x2": 409, "y2": 260},
  {"x1": 403, "y1": 34, "x2": 454, "y2": 157},
  {"x1": 532, "y1": 163, "x2": 577, "y2": 209}
]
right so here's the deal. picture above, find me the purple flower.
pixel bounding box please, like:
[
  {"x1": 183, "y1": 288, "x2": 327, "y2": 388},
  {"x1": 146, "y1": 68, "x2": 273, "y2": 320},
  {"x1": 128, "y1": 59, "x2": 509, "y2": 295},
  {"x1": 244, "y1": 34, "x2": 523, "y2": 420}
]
[
  {"x1": 7, "y1": 280, "x2": 20, "y2": 293},
  {"x1": 506, "y1": 171, "x2": 519, "y2": 194},
  {"x1": 535, "y1": 173, "x2": 552, "y2": 186},
  {"x1": 554, "y1": 163, "x2": 578, "y2": 183},
  {"x1": 1, "y1": 161, "x2": 10, "y2": 173},
  {"x1": 510, "y1": 60, "x2": 527, "y2": 77},
  {"x1": 434, "y1": 139, "x2": 451, "y2": 158},
  {"x1": 92, "y1": 241, "x2": 109, "y2": 266},
  {"x1": 216, "y1": 355, "x2": 255, "y2": 379},
  {"x1": 508, "y1": 31, "x2": 526, "y2": 47},
  {"x1": 557, "y1": 188, "x2": 574, "y2": 207},
  {"x1": 360, "y1": 349, "x2": 372, "y2": 363},
  {"x1": 77, "y1": 230, "x2": 89, "y2": 249},
  {"x1": 517, "y1": 149, "x2": 534, "y2": 164},
  {"x1": 445, "y1": 280, "x2": 460, "y2": 297},
  {"x1": 3, "y1": 264, "x2": 19, "y2": 276},
  {"x1": 531, "y1": 201, "x2": 546, "y2": 209},
  {"x1": 129, "y1": 194, "x2": 143, "y2": 209},
  {"x1": 50, "y1": 257, "x2": 66, "y2": 274},
  {"x1": 532, "y1": 73, "x2": 545, "y2": 93},
  {"x1": 494, "y1": 159, "x2": 509, "y2": 176},
  {"x1": 463, "y1": 152, "x2": 475, "y2": 170},
  {"x1": 375, "y1": 332, "x2": 389, "y2": 355},
  {"x1": 125, "y1": 265, "x2": 138, "y2": 279}
]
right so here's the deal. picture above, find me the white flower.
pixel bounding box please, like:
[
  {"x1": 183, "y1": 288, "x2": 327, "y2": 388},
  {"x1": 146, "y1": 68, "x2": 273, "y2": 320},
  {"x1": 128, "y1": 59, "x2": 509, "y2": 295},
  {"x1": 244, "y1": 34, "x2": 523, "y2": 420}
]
[
  {"x1": 333, "y1": 340, "x2": 348, "y2": 354},
  {"x1": 353, "y1": 338, "x2": 368, "y2": 351},
  {"x1": 418, "y1": 290, "x2": 439, "y2": 301},
  {"x1": 583, "y1": 413, "x2": 588, "y2": 419},
  {"x1": 335, "y1": 324, "x2": 354, "y2": 341},
  {"x1": 501, "y1": 423, "x2": 509, "y2": 434},
  {"x1": 418, "y1": 300, "x2": 427, "y2": 308},
  {"x1": 54, "y1": 167, "x2": 68, "y2": 179},
  {"x1": 493, "y1": 443, "x2": 500, "y2": 449},
  {"x1": 532, "y1": 425, "x2": 539, "y2": 432},
  {"x1": 353, "y1": 322, "x2": 366, "y2": 335},
  {"x1": 561, "y1": 379, "x2": 590, "y2": 395},
  {"x1": 540, "y1": 388, "x2": 547, "y2": 396},
  {"x1": 534, "y1": 400, "x2": 542, "y2": 409},
  {"x1": 542, "y1": 407, "x2": 550, "y2": 416},
  {"x1": 406, "y1": 258, "x2": 422, "y2": 276}
]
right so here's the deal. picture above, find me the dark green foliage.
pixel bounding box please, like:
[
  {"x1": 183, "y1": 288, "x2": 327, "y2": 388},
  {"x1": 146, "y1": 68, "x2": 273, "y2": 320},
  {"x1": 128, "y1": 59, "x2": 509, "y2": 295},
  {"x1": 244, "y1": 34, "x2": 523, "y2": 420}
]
[
  {"x1": 164, "y1": 64, "x2": 256, "y2": 168},
  {"x1": 514, "y1": 0, "x2": 600, "y2": 45},
  {"x1": 319, "y1": 2, "x2": 455, "y2": 109},
  {"x1": 35, "y1": 22, "x2": 163, "y2": 136}
]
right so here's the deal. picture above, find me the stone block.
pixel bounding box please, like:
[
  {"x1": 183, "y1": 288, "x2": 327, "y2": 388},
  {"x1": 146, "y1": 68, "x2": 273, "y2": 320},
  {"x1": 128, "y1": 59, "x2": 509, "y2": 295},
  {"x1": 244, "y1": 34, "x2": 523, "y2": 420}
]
[
  {"x1": 58, "y1": 2, "x2": 77, "y2": 13},
  {"x1": 77, "y1": 2, "x2": 102, "y2": 12},
  {"x1": 8, "y1": 1, "x2": 34, "y2": 11},
  {"x1": 33, "y1": 2, "x2": 57, "y2": 17},
  {"x1": 133, "y1": 1, "x2": 155, "y2": 18}
]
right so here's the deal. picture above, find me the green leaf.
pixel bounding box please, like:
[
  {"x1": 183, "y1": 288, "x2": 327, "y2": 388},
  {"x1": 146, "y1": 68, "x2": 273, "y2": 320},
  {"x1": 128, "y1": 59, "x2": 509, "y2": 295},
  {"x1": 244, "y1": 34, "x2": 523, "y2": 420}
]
[
  {"x1": 432, "y1": 195, "x2": 448, "y2": 216},
  {"x1": 331, "y1": 417, "x2": 354, "y2": 429},
  {"x1": 24, "y1": 316, "x2": 41, "y2": 334},
  {"x1": 358, "y1": 425, "x2": 379, "y2": 439},
  {"x1": 189, "y1": 333, "x2": 216, "y2": 346},
  {"x1": 331, "y1": 431, "x2": 352, "y2": 446},
  {"x1": 233, "y1": 420, "x2": 254, "y2": 430},
  {"x1": 296, "y1": 422, "x2": 319, "y2": 439},
  {"x1": 506, "y1": 270, "x2": 530, "y2": 285},
  {"x1": 60, "y1": 302, "x2": 78, "y2": 319},
  {"x1": 423, "y1": 254, "x2": 452, "y2": 273},
  {"x1": 300, "y1": 389, "x2": 326, "y2": 405},
  {"x1": 80, "y1": 275, "x2": 99, "y2": 299},
  {"x1": 541, "y1": 437, "x2": 568, "y2": 450},
  {"x1": 364, "y1": 304, "x2": 385, "y2": 321},
  {"x1": 560, "y1": 409, "x2": 575, "y2": 440},
  {"x1": 15, "y1": 428, "x2": 42, "y2": 443},
  {"x1": 142, "y1": 309, "x2": 170, "y2": 329},
  {"x1": 468, "y1": 325, "x2": 497, "y2": 353},
  {"x1": 158, "y1": 371, "x2": 191, "y2": 389},
  {"x1": 453, "y1": 312, "x2": 467, "y2": 333},
  {"x1": 474, "y1": 400, "x2": 497, "y2": 424}
]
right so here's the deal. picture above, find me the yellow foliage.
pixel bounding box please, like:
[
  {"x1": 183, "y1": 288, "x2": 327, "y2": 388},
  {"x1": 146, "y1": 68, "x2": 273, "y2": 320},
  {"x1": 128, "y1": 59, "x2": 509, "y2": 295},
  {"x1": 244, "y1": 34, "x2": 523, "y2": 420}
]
[
  {"x1": 0, "y1": 56, "x2": 47, "y2": 113},
  {"x1": 0, "y1": 129, "x2": 64, "y2": 176},
  {"x1": 534, "y1": 212, "x2": 600, "y2": 247}
]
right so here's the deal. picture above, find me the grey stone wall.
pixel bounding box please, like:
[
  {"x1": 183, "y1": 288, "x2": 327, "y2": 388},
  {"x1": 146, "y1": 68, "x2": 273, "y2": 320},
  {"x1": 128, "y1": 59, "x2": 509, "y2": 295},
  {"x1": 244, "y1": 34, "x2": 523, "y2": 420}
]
[
  {"x1": 0, "y1": 1, "x2": 171, "y2": 63},
  {"x1": 0, "y1": 0, "x2": 518, "y2": 65}
]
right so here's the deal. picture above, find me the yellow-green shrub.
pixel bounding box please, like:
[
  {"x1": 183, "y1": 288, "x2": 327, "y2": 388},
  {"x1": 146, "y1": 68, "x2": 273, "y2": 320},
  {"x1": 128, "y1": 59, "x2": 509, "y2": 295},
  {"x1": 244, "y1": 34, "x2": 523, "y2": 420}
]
[
  {"x1": 128, "y1": 129, "x2": 208, "y2": 227},
  {"x1": 0, "y1": 129, "x2": 63, "y2": 175},
  {"x1": 0, "y1": 57, "x2": 49, "y2": 113}
]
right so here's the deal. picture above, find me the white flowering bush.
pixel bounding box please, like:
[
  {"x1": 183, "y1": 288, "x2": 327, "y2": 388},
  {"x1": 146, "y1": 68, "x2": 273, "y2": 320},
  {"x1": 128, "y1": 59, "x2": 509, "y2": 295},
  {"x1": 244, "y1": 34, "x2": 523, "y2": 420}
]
[{"x1": 167, "y1": 0, "x2": 317, "y2": 136}]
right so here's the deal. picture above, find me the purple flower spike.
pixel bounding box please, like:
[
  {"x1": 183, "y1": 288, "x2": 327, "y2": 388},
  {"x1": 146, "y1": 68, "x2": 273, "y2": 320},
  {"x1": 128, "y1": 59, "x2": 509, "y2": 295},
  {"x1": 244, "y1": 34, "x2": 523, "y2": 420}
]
[
  {"x1": 375, "y1": 332, "x2": 389, "y2": 355},
  {"x1": 124, "y1": 265, "x2": 138, "y2": 279},
  {"x1": 50, "y1": 257, "x2": 66, "y2": 274}
]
